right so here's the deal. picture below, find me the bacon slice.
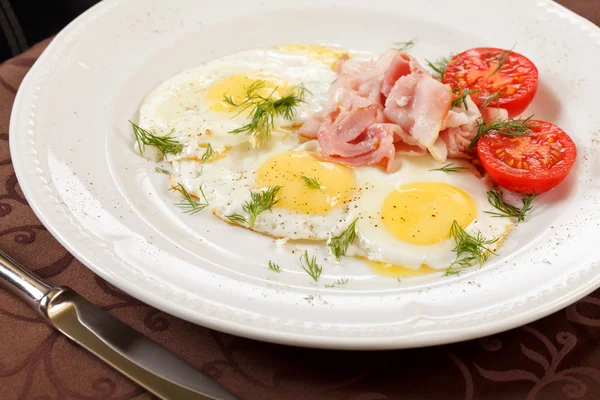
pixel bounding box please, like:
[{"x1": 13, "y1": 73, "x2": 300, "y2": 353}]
[
  {"x1": 381, "y1": 53, "x2": 412, "y2": 98},
  {"x1": 318, "y1": 105, "x2": 380, "y2": 157},
  {"x1": 319, "y1": 123, "x2": 397, "y2": 171},
  {"x1": 427, "y1": 106, "x2": 507, "y2": 161},
  {"x1": 301, "y1": 50, "x2": 456, "y2": 170},
  {"x1": 298, "y1": 111, "x2": 325, "y2": 139},
  {"x1": 384, "y1": 72, "x2": 453, "y2": 150},
  {"x1": 431, "y1": 96, "x2": 481, "y2": 161}
]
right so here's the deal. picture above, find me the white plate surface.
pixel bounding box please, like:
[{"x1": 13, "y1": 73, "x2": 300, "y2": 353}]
[{"x1": 10, "y1": 0, "x2": 600, "y2": 349}]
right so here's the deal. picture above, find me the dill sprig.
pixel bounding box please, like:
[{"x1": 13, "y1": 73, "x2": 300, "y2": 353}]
[
  {"x1": 486, "y1": 188, "x2": 536, "y2": 222},
  {"x1": 200, "y1": 144, "x2": 215, "y2": 163},
  {"x1": 130, "y1": 121, "x2": 183, "y2": 157},
  {"x1": 225, "y1": 214, "x2": 247, "y2": 225},
  {"x1": 429, "y1": 163, "x2": 467, "y2": 174},
  {"x1": 300, "y1": 250, "x2": 322, "y2": 282},
  {"x1": 469, "y1": 115, "x2": 534, "y2": 150},
  {"x1": 444, "y1": 220, "x2": 499, "y2": 276},
  {"x1": 451, "y1": 88, "x2": 479, "y2": 111},
  {"x1": 489, "y1": 45, "x2": 515, "y2": 77},
  {"x1": 242, "y1": 186, "x2": 281, "y2": 227},
  {"x1": 173, "y1": 183, "x2": 209, "y2": 215},
  {"x1": 155, "y1": 167, "x2": 170, "y2": 174},
  {"x1": 443, "y1": 267, "x2": 462, "y2": 276},
  {"x1": 328, "y1": 219, "x2": 358, "y2": 261},
  {"x1": 226, "y1": 81, "x2": 309, "y2": 145},
  {"x1": 268, "y1": 261, "x2": 282, "y2": 273},
  {"x1": 395, "y1": 38, "x2": 416, "y2": 51},
  {"x1": 425, "y1": 55, "x2": 452, "y2": 80},
  {"x1": 300, "y1": 175, "x2": 324, "y2": 193},
  {"x1": 325, "y1": 278, "x2": 349, "y2": 288},
  {"x1": 480, "y1": 90, "x2": 502, "y2": 110}
]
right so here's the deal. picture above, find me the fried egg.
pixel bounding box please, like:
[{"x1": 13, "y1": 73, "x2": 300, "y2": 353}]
[
  {"x1": 138, "y1": 46, "x2": 342, "y2": 162},
  {"x1": 350, "y1": 157, "x2": 513, "y2": 270},
  {"x1": 172, "y1": 140, "x2": 357, "y2": 240}
]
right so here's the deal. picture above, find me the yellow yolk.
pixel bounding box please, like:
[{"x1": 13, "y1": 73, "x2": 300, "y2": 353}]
[
  {"x1": 367, "y1": 261, "x2": 437, "y2": 277},
  {"x1": 277, "y1": 44, "x2": 348, "y2": 70},
  {"x1": 207, "y1": 74, "x2": 291, "y2": 112},
  {"x1": 381, "y1": 182, "x2": 476, "y2": 245},
  {"x1": 255, "y1": 151, "x2": 355, "y2": 214}
]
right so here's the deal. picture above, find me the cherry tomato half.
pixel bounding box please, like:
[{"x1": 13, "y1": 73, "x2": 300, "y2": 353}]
[
  {"x1": 477, "y1": 120, "x2": 576, "y2": 194},
  {"x1": 444, "y1": 47, "x2": 538, "y2": 117}
]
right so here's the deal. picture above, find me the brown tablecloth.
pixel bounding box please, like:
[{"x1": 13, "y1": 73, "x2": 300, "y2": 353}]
[{"x1": 2, "y1": 2, "x2": 600, "y2": 399}]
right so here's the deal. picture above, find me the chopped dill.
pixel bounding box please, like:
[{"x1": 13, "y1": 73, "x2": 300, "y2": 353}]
[
  {"x1": 300, "y1": 175, "x2": 324, "y2": 193},
  {"x1": 300, "y1": 250, "x2": 322, "y2": 282},
  {"x1": 480, "y1": 90, "x2": 502, "y2": 110},
  {"x1": 200, "y1": 144, "x2": 215, "y2": 163},
  {"x1": 451, "y1": 88, "x2": 480, "y2": 111},
  {"x1": 325, "y1": 278, "x2": 349, "y2": 288},
  {"x1": 173, "y1": 183, "x2": 209, "y2": 215},
  {"x1": 155, "y1": 167, "x2": 170, "y2": 174},
  {"x1": 130, "y1": 121, "x2": 183, "y2": 157},
  {"x1": 225, "y1": 214, "x2": 247, "y2": 225},
  {"x1": 443, "y1": 220, "x2": 499, "y2": 276},
  {"x1": 488, "y1": 45, "x2": 515, "y2": 77},
  {"x1": 425, "y1": 55, "x2": 452, "y2": 80},
  {"x1": 486, "y1": 188, "x2": 536, "y2": 222},
  {"x1": 429, "y1": 163, "x2": 467, "y2": 174},
  {"x1": 469, "y1": 115, "x2": 534, "y2": 150},
  {"x1": 268, "y1": 261, "x2": 282, "y2": 273},
  {"x1": 242, "y1": 186, "x2": 281, "y2": 227},
  {"x1": 327, "y1": 219, "x2": 358, "y2": 261},
  {"x1": 395, "y1": 38, "x2": 416, "y2": 51},
  {"x1": 226, "y1": 81, "x2": 309, "y2": 145}
]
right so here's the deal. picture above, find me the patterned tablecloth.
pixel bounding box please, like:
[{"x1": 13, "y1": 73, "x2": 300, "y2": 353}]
[{"x1": 1, "y1": 1, "x2": 600, "y2": 399}]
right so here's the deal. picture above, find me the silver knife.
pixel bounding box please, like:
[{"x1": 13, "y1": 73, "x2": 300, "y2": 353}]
[{"x1": 0, "y1": 250, "x2": 238, "y2": 400}]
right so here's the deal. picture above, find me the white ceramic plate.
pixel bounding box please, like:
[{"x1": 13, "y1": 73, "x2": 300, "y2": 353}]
[{"x1": 10, "y1": 0, "x2": 600, "y2": 349}]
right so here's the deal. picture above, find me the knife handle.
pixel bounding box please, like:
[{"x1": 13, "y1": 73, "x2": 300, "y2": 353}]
[{"x1": 0, "y1": 249, "x2": 52, "y2": 309}]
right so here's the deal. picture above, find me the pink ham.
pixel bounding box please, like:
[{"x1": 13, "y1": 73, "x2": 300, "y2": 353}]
[
  {"x1": 381, "y1": 53, "x2": 412, "y2": 98},
  {"x1": 380, "y1": 52, "x2": 429, "y2": 98},
  {"x1": 384, "y1": 72, "x2": 453, "y2": 151},
  {"x1": 318, "y1": 105, "x2": 381, "y2": 157},
  {"x1": 298, "y1": 111, "x2": 325, "y2": 138},
  {"x1": 300, "y1": 50, "x2": 455, "y2": 170},
  {"x1": 319, "y1": 123, "x2": 397, "y2": 171},
  {"x1": 428, "y1": 106, "x2": 507, "y2": 161},
  {"x1": 431, "y1": 96, "x2": 481, "y2": 161}
]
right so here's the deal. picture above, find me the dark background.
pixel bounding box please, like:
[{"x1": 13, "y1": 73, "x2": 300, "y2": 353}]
[{"x1": 0, "y1": 0, "x2": 99, "y2": 61}]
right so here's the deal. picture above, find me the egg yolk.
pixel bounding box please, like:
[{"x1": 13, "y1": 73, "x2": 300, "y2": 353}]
[
  {"x1": 207, "y1": 73, "x2": 290, "y2": 113},
  {"x1": 255, "y1": 151, "x2": 355, "y2": 214},
  {"x1": 367, "y1": 261, "x2": 437, "y2": 277},
  {"x1": 381, "y1": 182, "x2": 476, "y2": 245},
  {"x1": 277, "y1": 44, "x2": 348, "y2": 70}
]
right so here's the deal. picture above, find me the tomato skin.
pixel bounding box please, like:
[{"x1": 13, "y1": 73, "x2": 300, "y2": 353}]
[
  {"x1": 477, "y1": 121, "x2": 576, "y2": 194},
  {"x1": 444, "y1": 47, "x2": 539, "y2": 117}
]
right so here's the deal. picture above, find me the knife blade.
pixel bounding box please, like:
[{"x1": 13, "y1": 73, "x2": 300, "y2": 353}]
[{"x1": 0, "y1": 250, "x2": 238, "y2": 400}]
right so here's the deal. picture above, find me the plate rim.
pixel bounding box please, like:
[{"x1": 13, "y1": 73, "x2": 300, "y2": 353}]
[{"x1": 9, "y1": 0, "x2": 600, "y2": 349}]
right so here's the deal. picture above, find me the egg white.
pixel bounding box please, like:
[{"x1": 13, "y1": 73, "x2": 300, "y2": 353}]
[
  {"x1": 172, "y1": 139, "x2": 356, "y2": 241},
  {"x1": 348, "y1": 157, "x2": 513, "y2": 270},
  {"x1": 138, "y1": 48, "x2": 336, "y2": 162}
]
